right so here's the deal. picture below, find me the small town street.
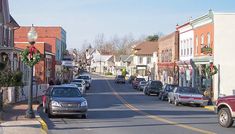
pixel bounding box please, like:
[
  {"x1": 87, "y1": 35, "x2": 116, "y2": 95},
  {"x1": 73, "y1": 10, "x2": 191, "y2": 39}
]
[{"x1": 39, "y1": 74, "x2": 235, "y2": 134}]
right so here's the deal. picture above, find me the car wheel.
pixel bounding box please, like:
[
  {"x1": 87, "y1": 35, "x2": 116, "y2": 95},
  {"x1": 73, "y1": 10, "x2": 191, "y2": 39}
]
[
  {"x1": 174, "y1": 99, "x2": 179, "y2": 106},
  {"x1": 218, "y1": 108, "x2": 234, "y2": 128},
  {"x1": 81, "y1": 114, "x2": 87, "y2": 119}
]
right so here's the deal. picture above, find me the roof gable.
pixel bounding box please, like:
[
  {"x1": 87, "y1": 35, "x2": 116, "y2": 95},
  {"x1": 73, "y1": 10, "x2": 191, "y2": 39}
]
[{"x1": 134, "y1": 41, "x2": 158, "y2": 55}]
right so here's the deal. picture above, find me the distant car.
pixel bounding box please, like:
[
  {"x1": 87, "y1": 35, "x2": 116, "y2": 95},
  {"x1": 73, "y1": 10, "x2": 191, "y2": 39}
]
[
  {"x1": 128, "y1": 75, "x2": 136, "y2": 84},
  {"x1": 77, "y1": 75, "x2": 92, "y2": 89},
  {"x1": 70, "y1": 82, "x2": 86, "y2": 94},
  {"x1": 43, "y1": 85, "x2": 88, "y2": 118},
  {"x1": 132, "y1": 77, "x2": 146, "y2": 89},
  {"x1": 143, "y1": 80, "x2": 163, "y2": 96},
  {"x1": 115, "y1": 75, "x2": 125, "y2": 83},
  {"x1": 159, "y1": 84, "x2": 178, "y2": 101},
  {"x1": 137, "y1": 81, "x2": 148, "y2": 91},
  {"x1": 72, "y1": 79, "x2": 86, "y2": 86},
  {"x1": 168, "y1": 87, "x2": 207, "y2": 107},
  {"x1": 215, "y1": 95, "x2": 235, "y2": 128}
]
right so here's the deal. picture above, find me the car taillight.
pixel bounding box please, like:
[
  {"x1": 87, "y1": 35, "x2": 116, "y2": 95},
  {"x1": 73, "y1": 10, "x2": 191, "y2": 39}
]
[
  {"x1": 179, "y1": 95, "x2": 190, "y2": 99},
  {"x1": 193, "y1": 97, "x2": 203, "y2": 100}
]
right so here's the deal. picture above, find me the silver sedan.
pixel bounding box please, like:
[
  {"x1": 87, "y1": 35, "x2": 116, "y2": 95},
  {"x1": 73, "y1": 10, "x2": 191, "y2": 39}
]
[
  {"x1": 43, "y1": 85, "x2": 88, "y2": 118},
  {"x1": 168, "y1": 86, "x2": 208, "y2": 107}
]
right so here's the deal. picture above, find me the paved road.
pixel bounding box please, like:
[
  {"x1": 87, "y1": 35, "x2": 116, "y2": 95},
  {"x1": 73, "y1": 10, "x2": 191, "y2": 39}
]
[{"x1": 40, "y1": 74, "x2": 235, "y2": 134}]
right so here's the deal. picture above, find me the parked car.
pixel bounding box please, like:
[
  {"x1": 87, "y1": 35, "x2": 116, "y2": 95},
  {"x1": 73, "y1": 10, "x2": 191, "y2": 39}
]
[
  {"x1": 137, "y1": 81, "x2": 148, "y2": 91},
  {"x1": 115, "y1": 75, "x2": 125, "y2": 83},
  {"x1": 132, "y1": 77, "x2": 146, "y2": 89},
  {"x1": 69, "y1": 82, "x2": 86, "y2": 94},
  {"x1": 159, "y1": 84, "x2": 178, "y2": 101},
  {"x1": 77, "y1": 75, "x2": 92, "y2": 89},
  {"x1": 215, "y1": 95, "x2": 235, "y2": 128},
  {"x1": 128, "y1": 75, "x2": 136, "y2": 84},
  {"x1": 168, "y1": 87, "x2": 207, "y2": 107},
  {"x1": 43, "y1": 85, "x2": 88, "y2": 118},
  {"x1": 143, "y1": 80, "x2": 163, "y2": 96}
]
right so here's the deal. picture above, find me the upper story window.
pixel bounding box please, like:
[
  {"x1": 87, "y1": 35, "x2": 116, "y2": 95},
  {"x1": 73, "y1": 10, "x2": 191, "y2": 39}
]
[
  {"x1": 180, "y1": 41, "x2": 183, "y2": 56},
  {"x1": 184, "y1": 40, "x2": 186, "y2": 56},
  {"x1": 195, "y1": 36, "x2": 198, "y2": 54},
  {"x1": 207, "y1": 33, "x2": 211, "y2": 47},
  {"x1": 190, "y1": 38, "x2": 193, "y2": 56},
  {"x1": 187, "y1": 39, "x2": 189, "y2": 56},
  {"x1": 169, "y1": 49, "x2": 172, "y2": 62},
  {"x1": 201, "y1": 34, "x2": 204, "y2": 49},
  {"x1": 139, "y1": 57, "x2": 143, "y2": 64},
  {"x1": 147, "y1": 57, "x2": 151, "y2": 64},
  {"x1": 161, "y1": 50, "x2": 164, "y2": 62}
]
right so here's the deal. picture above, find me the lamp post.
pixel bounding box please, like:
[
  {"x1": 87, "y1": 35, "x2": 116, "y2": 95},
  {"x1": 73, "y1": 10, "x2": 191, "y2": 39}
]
[{"x1": 25, "y1": 25, "x2": 38, "y2": 118}]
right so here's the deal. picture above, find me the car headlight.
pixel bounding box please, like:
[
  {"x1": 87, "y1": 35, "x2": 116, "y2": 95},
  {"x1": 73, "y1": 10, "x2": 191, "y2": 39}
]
[
  {"x1": 51, "y1": 100, "x2": 61, "y2": 107},
  {"x1": 81, "y1": 101, "x2": 88, "y2": 107}
]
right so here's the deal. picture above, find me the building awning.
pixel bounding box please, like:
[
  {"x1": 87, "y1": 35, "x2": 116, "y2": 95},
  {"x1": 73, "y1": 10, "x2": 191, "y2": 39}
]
[{"x1": 193, "y1": 56, "x2": 213, "y2": 64}]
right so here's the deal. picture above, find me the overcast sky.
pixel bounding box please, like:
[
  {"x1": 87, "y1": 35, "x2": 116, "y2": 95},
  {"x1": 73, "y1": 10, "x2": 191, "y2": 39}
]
[{"x1": 8, "y1": 0, "x2": 235, "y2": 49}]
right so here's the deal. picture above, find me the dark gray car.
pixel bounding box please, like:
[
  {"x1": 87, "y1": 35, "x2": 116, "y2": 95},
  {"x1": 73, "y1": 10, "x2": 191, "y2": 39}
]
[{"x1": 43, "y1": 85, "x2": 88, "y2": 118}]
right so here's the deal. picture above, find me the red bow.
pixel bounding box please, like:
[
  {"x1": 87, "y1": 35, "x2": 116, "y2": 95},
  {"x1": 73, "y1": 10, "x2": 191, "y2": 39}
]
[{"x1": 29, "y1": 45, "x2": 37, "y2": 59}]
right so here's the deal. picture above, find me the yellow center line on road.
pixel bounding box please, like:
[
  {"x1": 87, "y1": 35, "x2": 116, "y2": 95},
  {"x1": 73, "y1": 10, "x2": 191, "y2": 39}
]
[{"x1": 105, "y1": 79, "x2": 216, "y2": 134}]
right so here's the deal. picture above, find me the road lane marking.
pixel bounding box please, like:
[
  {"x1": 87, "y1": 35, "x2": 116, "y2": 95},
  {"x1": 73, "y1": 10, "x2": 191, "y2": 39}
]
[{"x1": 105, "y1": 79, "x2": 216, "y2": 134}]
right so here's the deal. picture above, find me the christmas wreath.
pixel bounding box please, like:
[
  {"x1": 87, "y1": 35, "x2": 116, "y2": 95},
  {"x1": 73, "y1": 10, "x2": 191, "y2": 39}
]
[
  {"x1": 20, "y1": 45, "x2": 41, "y2": 67},
  {"x1": 206, "y1": 64, "x2": 218, "y2": 76}
]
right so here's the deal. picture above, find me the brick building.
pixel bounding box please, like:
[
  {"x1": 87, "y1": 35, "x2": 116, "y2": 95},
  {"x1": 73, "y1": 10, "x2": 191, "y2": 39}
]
[
  {"x1": 158, "y1": 32, "x2": 179, "y2": 85},
  {"x1": 14, "y1": 42, "x2": 54, "y2": 84},
  {"x1": 15, "y1": 26, "x2": 67, "y2": 83}
]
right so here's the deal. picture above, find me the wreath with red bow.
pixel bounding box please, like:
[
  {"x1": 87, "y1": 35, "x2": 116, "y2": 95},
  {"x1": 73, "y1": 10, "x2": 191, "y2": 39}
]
[
  {"x1": 206, "y1": 64, "x2": 218, "y2": 76},
  {"x1": 20, "y1": 45, "x2": 41, "y2": 67}
]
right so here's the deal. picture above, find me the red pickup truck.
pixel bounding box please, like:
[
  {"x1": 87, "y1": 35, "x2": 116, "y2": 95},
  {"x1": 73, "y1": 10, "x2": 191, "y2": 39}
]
[{"x1": 215, "y1": 95, "x2": 235, "y2": 127}]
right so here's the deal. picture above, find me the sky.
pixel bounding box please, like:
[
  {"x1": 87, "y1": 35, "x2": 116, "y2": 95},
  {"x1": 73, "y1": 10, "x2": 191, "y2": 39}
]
[{"x1": 8, "y1": 0, "x2": 235, "y2": 49}]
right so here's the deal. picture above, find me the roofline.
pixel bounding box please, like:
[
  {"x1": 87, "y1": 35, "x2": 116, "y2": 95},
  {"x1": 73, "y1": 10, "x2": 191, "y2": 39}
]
[{"x1": 176, "y1": 22, "x2": 190, "y2": 30}]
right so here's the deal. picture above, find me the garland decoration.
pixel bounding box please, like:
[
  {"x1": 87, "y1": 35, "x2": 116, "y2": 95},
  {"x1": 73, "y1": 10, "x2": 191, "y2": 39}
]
[
  {"x1": 20, "y1": 45, "x2": 41, "y2": 67},
  {"x1": 206, "y1": 63, "x2": 218, "y2": 76}
]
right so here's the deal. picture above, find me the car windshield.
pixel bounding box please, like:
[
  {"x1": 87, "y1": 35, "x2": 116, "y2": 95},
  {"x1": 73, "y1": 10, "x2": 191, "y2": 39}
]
[
  {"x1": 136, "y1": 78, "x2": 145, "y2": 81},
  {"x1": 52, "y1": 87, "x2": 82, "y2": 97},
  {"x1": 140, "y1": 81, "x2": 147, "y2": 85},
  {"x1": 77, "y1": 76, "x2": 89, "y2": 80},
  {"x1": 166, "y1": 85, "x2": 177, "y2": 92},
  {"x1": 151, "y1": 81, "x2": 162, "y2": 87},
  {"x1": 71, "y1": 83, "x2": 82, "y2": 87},
  {"x1": 178, "y1": 87, "x2": 200, "y2": 94},
  {"x1": 72, "y1": 80, "x2": 83, "y2": 83},
  {"x1": 117, "y1": 75, "x2": 124, "y2": 78}
]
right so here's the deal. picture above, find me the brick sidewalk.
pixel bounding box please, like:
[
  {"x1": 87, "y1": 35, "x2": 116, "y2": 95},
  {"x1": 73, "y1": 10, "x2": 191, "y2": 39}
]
[{"x1": 0, "y1": 100, "x2": 43, "y2": 134}]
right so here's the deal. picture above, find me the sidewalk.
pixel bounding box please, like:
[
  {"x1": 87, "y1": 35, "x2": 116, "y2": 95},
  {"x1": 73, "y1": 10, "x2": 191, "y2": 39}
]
[{"x1": 0, "y1": 100, "x2": 45, "y2": 134}]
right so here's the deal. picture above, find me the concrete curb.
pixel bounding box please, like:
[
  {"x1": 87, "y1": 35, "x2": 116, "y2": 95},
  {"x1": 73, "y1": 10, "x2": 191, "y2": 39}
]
[
  {"x1": 203, "y1": 105, "x2": 215, "y2": 111},
  {"x1": 36, "y1": 104, "x2": 48, "y2": 134}
]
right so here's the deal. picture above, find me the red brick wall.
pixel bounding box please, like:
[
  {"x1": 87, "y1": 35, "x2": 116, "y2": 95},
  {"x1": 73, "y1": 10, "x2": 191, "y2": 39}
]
[
  {"x1": 15, "y1": 27, "x2": 62, "y2": 54},
  {"x1": 14, "y1": 42, "x2": 55, "y2": 84},
  {"x1": 194, "y1": 23, "x2": 214, "y2": 56}
]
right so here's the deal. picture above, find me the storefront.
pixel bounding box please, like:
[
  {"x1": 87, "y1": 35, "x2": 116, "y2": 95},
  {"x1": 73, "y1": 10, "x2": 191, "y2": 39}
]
[
  {"x1": 193, "y1": 56, "x2": 214, "y2": 96},
  {"x1": 177, "y1": 61, "x2": 193, "y2": 87},
  {"x1": 158, "y1": 62, "x2": 178, "y2": 85}
]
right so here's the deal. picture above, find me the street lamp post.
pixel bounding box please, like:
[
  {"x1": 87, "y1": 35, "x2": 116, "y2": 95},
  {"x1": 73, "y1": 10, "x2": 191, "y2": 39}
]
[{"x1": 25, "y1": 25, "x2": 38, "y2": 118}]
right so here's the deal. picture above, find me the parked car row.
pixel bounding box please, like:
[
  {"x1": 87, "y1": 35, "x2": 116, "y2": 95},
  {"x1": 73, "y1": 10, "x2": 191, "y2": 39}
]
[
  {"x1": 132, "y1": 79, "x2": 208, "y2": 107},
  {"x1": 130, "y1": 77, "x2": 235, "y2": 128},
  {"x1": 42, "y1": 73, "x2": 92, "y2": 119}
]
